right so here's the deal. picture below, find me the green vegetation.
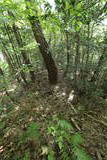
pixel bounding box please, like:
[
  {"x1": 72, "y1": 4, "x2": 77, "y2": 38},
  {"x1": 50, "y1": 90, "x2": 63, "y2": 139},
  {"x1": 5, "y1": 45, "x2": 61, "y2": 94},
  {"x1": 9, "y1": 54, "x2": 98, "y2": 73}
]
[{"x1": 0, "y1": 0, "x2": 107, "y2": 159}]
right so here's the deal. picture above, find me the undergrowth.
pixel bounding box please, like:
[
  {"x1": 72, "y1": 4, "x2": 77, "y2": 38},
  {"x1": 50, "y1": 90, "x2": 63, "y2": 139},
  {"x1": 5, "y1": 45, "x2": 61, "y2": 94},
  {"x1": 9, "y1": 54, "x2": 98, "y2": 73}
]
[
  {"x1": 0, "y1": 114, "x2": 92, "y2": 160},
  {"x1": 47, "y1": 117, "x2": 92, "y2": 160}
]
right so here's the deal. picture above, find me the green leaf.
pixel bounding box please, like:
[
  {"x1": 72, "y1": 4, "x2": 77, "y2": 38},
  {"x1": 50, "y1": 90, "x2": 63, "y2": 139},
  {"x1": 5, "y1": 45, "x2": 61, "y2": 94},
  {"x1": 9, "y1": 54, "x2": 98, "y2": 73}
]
[
  {"x1": 26, "y1": 122, "x2": 40, "y2": 140},
  {"x1": 73, "y1": 147, "x2": 92, "y2": 160},
  {"x1": 58, "y1": 120, "x2": 73, "y2": 130},
  {"x1": 23, "y1": 152, "x2": 30, "y2": 160},
  {"x1": 71, "y1": 133, "x2": 84, "y2": 146},
  {"x1": 0, "y1": 121, "x2": 5, "y2": 129},
  {"x1": 48, "y1": 151, "x2": 55, "y2": 160}
]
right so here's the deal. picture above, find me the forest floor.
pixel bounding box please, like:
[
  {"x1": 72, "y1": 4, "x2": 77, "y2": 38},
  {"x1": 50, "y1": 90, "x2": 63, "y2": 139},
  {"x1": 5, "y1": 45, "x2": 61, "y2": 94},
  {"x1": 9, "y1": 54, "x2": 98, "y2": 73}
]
[{"x1": 0, "y1": 73, "x2": 107, "y2": 160}]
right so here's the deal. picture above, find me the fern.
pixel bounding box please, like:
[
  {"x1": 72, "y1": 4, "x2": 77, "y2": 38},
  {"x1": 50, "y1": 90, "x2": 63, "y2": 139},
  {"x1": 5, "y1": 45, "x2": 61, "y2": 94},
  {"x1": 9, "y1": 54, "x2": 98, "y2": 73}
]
[
  {"x1": 48, "y1": 151, "x2": 55, "y2": 160},
  {"x1": 58, "y1": 119, "x2": 73, "y2": 130},
  {"x1": 73, "y1": 147, "x2": 92, "y2": 160},
  {"x1": 23, "y1": 152, "x2": 30, "y2": 160},
  {"x1": 26, "y1": 122, "x2": 40, "y2": 140},
  {"x1": 0, "y1": 121, "x2": 5, "y2": 130},
  {"x1": 18, "y1": 122, "x2": 40, "y2": 145},
  {"x1": 47, "y1": 117, "x2": 92, "y2": 160},
  {"x1": 71, "y1": 134, "x2": 92, "y2": 160},
  {"x1": 71, "y1": 133, "x2": 84, "y2": 146}
]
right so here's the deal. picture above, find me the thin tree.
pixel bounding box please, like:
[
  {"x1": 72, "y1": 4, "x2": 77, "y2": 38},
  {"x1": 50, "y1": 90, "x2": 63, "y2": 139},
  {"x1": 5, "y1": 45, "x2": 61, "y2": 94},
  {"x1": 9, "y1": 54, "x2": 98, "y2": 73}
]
[
  {"x1": 8, "y1": 11, "x2": 35, "y2": 83},
  {"x1": 3, "y1": 23, "x2": 28, "y2": 84}
]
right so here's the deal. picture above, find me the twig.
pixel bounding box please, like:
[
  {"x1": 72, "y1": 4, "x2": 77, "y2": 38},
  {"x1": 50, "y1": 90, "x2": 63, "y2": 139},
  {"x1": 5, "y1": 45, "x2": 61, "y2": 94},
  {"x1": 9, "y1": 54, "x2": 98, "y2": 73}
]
[
  {"x1": 96, "y1": 149, "x2": 102, "y2": 160},
  {"x1": 71, "y1": 118, "x2": 81, "y2": 131}
]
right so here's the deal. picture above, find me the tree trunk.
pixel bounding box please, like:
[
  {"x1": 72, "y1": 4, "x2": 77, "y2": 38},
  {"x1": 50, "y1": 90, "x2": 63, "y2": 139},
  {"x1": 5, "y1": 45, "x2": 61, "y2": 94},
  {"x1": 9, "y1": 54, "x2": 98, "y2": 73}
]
[
  {"x1": 74, "y1": 32, "x2": 80, "y2": 82},
  {"x1": 91, "y1": 52, "x2": 105, "y2": 81},
  {"x1": 12, "y1": 24, "x2": 35, "y2": 83},
  {"x1": 25, "y1": 0, "x2": 58, "y2": 84},
  {"x1": 63, "y1": 31, "x2": 70, "y2": 77},
  {"x1": 3, "y1": 23, "x2": 28, "y2": 84},
  {"x1": 91, "y1": 43, "x2": 107, "y2": 82}
]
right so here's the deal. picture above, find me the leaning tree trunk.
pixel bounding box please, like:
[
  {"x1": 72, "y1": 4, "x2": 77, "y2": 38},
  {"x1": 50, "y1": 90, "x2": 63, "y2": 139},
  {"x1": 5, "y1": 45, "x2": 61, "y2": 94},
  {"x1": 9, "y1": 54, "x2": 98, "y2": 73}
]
[{"x1": 25, "y1": 0, "x2": 58, "y2": 84}]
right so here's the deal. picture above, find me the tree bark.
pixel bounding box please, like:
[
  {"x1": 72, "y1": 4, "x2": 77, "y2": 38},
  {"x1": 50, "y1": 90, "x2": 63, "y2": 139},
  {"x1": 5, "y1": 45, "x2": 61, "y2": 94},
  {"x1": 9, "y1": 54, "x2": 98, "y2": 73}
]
[
  {"x1": 91, "y1": 47, "x2": 106, "y2": 82},
  {"x1": 74, "y1": 32, "x2": 80, "y2": 82},
  {"x1": 25, "y1": 0, "x2": 58, "y2": 84},
  {"x1": 3, "y1": 23, "x2": 28, "y2": 84},
  {"x1": 91, "y1": 35, "x2": 107, "y2": 82},
  {"x1": 12, "y1": 24, "x2": 35, "y2": 83},
  {"x1": 63, "y1": 31, "x2": 70, "y2": 77}
]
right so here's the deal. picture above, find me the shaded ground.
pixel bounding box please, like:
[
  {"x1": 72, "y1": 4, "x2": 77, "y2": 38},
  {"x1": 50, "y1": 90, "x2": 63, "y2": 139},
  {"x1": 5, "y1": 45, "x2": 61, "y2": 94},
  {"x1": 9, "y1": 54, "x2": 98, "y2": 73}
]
[{"x1": 0, "y1": 73, "x2": 107, "y2": 160}]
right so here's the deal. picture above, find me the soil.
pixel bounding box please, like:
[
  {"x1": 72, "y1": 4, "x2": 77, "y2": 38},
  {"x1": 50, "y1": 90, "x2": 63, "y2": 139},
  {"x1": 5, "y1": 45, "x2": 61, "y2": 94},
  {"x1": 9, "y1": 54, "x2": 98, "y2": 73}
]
[{"x1": 0, "y1": 72, "x2": 107, "y2": 160}]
